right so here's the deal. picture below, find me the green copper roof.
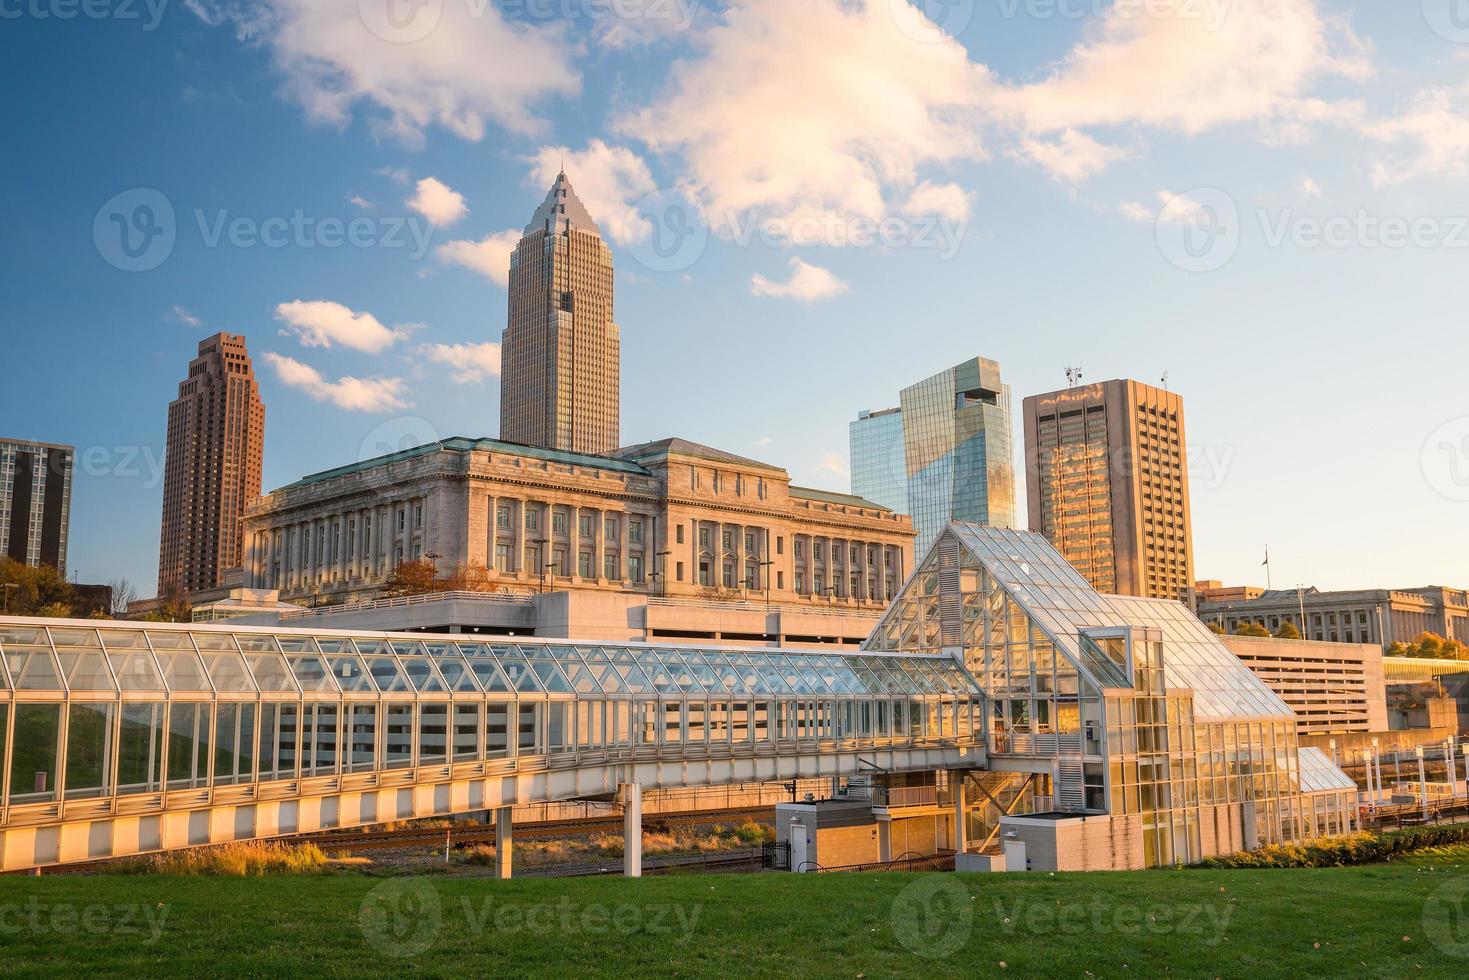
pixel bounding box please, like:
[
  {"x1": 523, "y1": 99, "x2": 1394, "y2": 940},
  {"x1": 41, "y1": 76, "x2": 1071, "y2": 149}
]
[
  {"x1": 789, "y1": 486, "x2": 894, "y2": 512},
  {"x1": 274, "y1": 437, "x2": 652, "y2": 493}
]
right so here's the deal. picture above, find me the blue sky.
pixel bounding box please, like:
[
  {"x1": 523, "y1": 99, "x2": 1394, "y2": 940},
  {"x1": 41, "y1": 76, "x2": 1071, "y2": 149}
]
[{"x1": 2, "y1": 0, "x2": 1467, "y2": 597}]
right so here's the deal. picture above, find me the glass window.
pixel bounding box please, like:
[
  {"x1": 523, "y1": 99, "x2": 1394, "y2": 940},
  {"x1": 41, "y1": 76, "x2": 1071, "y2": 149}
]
[
  {"x1": 385, "y1": 705, "x2": 413, "y2": 769},
  {"x1": 214, "y1": 704, "x2": 257, "y2": 786},
  {"x1": 167, "y1": 703, "x2": 212, "y2": 789},
  {"x1": 117, "y1": 704, "x2": 164, "y2": 795},
  {"x1": 101, "y1": 630, "x2": 164, "y2": 691},
  {"x1": 348, "y1": 705, "x2": 377, "y2": 773},
  {"x1": 9, "y1": 703, "x2": 61, "y2": 803},
  {"x1": 486, "y1": 704, "x2": 510, "y2": 758},
  {"x1": 50, "y1": 628, "x2": 115, "y2": 692},
  {"x1": 303, "y1": 703, "x2": 339, "y2": 775},
  {"x1": 453, "y1": 704, "x2": 480, "y2": 761},
  {"x1": 65, "y1": 703, "x2": 115, "y2": 799},
  {"x1": 518, "y1": 702, "x2": 541, "y2": 753},
  {"x1": 1, "y1": 629, "x2": 63, "y2": 691}
]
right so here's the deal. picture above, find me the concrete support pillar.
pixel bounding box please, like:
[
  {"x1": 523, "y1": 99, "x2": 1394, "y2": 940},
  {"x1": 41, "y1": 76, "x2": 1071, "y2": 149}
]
[
  {"x1": 953, "y1": 773, "x2": 969, "y2": 854},
  {"x1": 494, "y1": 807, "x2": 512, "y2": 880},
  {"x1": 877, "y1": 820, "x2": 892, "y2": 863},
  {"x1": 622, "y1": 782, "x2": 643, "y2": 878}
]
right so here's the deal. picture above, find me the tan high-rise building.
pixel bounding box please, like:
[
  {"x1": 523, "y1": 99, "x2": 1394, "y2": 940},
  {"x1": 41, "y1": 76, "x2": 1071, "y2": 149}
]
[
  {"x1": 1023, "y1": 380, "x2": 1194, "y2": 601},
  {"x1": 158, "y1": 333, "x2": 265, "y2": 597},
  {"x1": 499, "y1": 171, "x2": 620, "y2": 455}
]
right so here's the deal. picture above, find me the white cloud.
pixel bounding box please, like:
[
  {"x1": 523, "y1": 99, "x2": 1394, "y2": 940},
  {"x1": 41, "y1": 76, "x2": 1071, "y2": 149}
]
[
  {"x1": 348, "y1": 194, "x2": 374, "y2": 210},
  {"x1": 814, "y1": 451, "x2": 850, "y2": 482},
  {"x1": 903, "y1": 181, "x2": 971, "y2": 220},
  {"x1": 1013, "y1": 129, "x2": 1132, "y2": 184},
  {"x1": 1155, "y1": 190, "x2": 1205, "y2": 224},
  {"x1": 750, "y1": 258, "x2": 850, "y2": 303},
  {"x1": 376, "y1": 166, "x2": 411, "y2": 186},
  {"x1": 437, "y1": 230, "x2": 523, "y2": 288},
  {"x1": 263, "y1": 353, "x2": 410, "y2": 413},
  {"x1": 407, "y1": 177, "x2": 469, "y2": 226},
  {"x1": 1300, "y1": 176, "x2": 1323, "y2": 197},
  {"x1": 171, "y1": 305, "x2": 203, "y2": 328},
  {"x1": 274, "y1": 299, "x2": 407, "y2": 354},
  {"x1": 753, "y1": 436, "x2": 773, "y2": 448},
  {"x1": 1363, "y1": 80, "x2": 1469, "y2": 186},
  {"x1": 994, "y1": 0, "x2": 1371, "y2": 139},
  {"x1": 188, "y1": 0, "x2": 579, "y2": 147},
  {"x1": 619, "y1": 0, "x2": 991, "y2": 236},
  {"x1": 1118, "y1": 201, "x2": 1153, "y2": 223},
  {"x1": 526, "y1": 141, "x2": 658, "y2": 246},
  {"x1": 420, "y1": 342, "x2": 502, "y2": 384}
]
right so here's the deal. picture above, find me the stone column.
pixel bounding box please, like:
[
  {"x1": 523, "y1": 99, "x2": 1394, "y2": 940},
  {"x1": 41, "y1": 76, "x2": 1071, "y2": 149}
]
[
  {"x1": 495, "y1": 807, "x2": 512, "y2": 880},
  {"x1": 622, "y1": 782, "x2": 643, "y2": 878},
  {"x1": 954, "y1": 773, "x2": 969, "y2": 853}
]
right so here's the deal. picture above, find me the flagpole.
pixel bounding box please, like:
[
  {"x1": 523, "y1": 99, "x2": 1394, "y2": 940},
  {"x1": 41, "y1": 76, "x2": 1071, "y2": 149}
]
[{"x1": 1263, "y1": 546, "x2": 1272, "y2": 591}]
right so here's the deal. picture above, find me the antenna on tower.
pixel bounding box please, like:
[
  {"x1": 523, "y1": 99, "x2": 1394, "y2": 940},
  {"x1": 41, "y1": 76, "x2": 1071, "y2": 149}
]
[
  {"x1": 1161, "y1": 371, "x2": 1169, "y2": 390},
  {"x1": 1066, "y1": 365, "x2": 1084, "y2": 389}
]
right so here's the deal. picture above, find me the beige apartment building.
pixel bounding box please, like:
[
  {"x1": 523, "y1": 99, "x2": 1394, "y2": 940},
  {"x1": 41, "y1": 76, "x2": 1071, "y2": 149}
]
[
  {"x1": 1023, "y1": 379, "x2": 1195, "y2": 602},
  {"x1": 241, "y1": 436, "x2": 914, "y2": 632},
  {"x1": 500, "y1": 171, "x2": 620, "y2": 456},
  {"x1": 158, "y1": 333, "x2": 265, "y2": 597}
]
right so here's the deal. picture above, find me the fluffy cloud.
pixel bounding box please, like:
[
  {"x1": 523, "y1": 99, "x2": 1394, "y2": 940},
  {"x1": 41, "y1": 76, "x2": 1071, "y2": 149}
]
[
  {"x1": 750, "y1": 258, "x2": 850, "y2": 303},
  {"x1": 274, "y1": 300, "x2": 407, "y2": 354},
  {"x1": 1014, "y1": 129, "x2": 1132, "y2": 184},
  {"x1": 994, "y1": 0, "x2": 1370, "y2": 138},
  {"x1": 420, "y1": 342, "x2": 502, "y2": 384},
  {"x1": 437, "y1": 230, "x2": 523, "y2": 288},
  {"x1": 619, "y1": 0, "x2": 992, "y2": 234},
  {"x1": 171, "y1": 305, "x2": 203, "y2": 328},
  {"x1": 1363, "y1": 80, "x2": 1469, "y2": 186},
  {"x1": 1300, "y1": 176, "x2": 1323, "y2": 197},
  {"x1": 903, "y1": 181, "x2": 972, "y2": 221},
  {"x1": 526, "y1": 141, "x2": 658, "y2": 246},
  {"x1": 407, "y1": 177, "x2": 468, "y2": 226},
  {"x1": 263, "y1": 353, "x2": 410, "y2": 413},
  {"x1": 186, "y1": 0, "x2": 579, "y2": 147},
  {"x1": 1118, "y1": 200, "x2": 1154, "y2": 223}
]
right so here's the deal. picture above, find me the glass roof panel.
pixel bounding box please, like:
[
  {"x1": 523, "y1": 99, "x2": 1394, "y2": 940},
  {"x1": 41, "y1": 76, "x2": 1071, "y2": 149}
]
[
  {"x1": 244, "y1": 652, "x2": 298, "y2": 693},
  {"x1": 275, "y1": 636, "x2": 319, "y2": 654},
  {"x1": 316, "y1": 638, "x2": 354, "y2": 655},
  {"x1": 147, "y1": 633, "x2": 211, "y2": 693},
  {"x1": 401, "y1": 657, "x2": 449, "y2": 693},
  {"x1": 329, "y1": 655, "x2": 377, "y2": 693},
  {"x1": 431, "y1": 651, "x2": 482, "y2": 693},
  {"x1": 49, "y1": 628, "x2": 115, "y2": 692},
  {"x1": 532, "y1": 660, "x2": 573, "y2": 694},
  {"x1": 494, "y1": 647, "x2": 543, "y2": 693},
  {"x1": 200, "y1": 647, "x2": 257, "y2": 692},
  {"x1": 288, "y1": 654, "x2": 339, "y2": 693},
  {"x1": 1, "y1": 627, "x2": 62, "y2": 691},
  {"x1": 369, "y1": 657, "x2": 411, "y2": 693},
  {"x1": 99, "y1": 630, "x2": 163, "y2": 691}
]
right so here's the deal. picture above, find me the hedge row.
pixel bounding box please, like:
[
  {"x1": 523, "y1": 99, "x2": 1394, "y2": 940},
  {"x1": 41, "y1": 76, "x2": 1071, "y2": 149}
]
[{"x1": 1195, "y1": 824, "x2": 1469, "y2": 869}]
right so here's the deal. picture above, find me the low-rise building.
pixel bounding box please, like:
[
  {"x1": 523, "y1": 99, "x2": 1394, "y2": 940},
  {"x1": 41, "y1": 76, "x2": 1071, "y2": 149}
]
[
  {"x1": 1220, "y1": 634, "x2": 1388, "y2": 735},
  {"x1": 242, "y1": 436, "x2": 914, "y2": 621},
  {"x1": 1199, "y1": 586, "x2": 1469, "y2": 649}
]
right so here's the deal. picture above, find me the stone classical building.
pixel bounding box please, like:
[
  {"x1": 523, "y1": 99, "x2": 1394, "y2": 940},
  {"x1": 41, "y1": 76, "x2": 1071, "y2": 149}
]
[
  {"x1": 241, "y1": 436, "x2": 914, "y2": 622},
  {"x1": 158, "y1": 333, "x2": 265, "y2": 596},
  {"x1": 1023, "y1": 379, "x2": 1194, "y2": 603},
  {"x1": 500, "y1": 171, "x2": 620, "y2": 455},
  {"x1": 1200, "y1": 586, "x2": 1469, "y2": 649}
]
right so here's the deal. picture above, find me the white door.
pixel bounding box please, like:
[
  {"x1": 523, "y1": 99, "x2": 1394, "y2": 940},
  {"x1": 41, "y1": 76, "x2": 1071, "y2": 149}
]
[
  {"x1": 790, "y1": 824, "x2": 809, "y2": 873},
  {"x1": 1003, "y1": 840, "x2": 1027, "y2": 872}
]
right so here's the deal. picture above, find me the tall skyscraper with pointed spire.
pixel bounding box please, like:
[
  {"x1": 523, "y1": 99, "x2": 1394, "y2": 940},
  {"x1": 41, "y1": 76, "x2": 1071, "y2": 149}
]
[
  {"x1": 158, "y1": 333, "x2": 265, "y2": 597},
  {"x1": 500, "y1": 171, "x2": 621, "y2": 455}
]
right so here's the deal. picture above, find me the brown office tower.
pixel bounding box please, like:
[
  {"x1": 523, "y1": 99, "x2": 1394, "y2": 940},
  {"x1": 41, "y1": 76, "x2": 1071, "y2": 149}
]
[
  {"x1": 158, "y1": 333, "x2": 265, "y2": 597},
  {"x1": 1023, "y1": 380, "x2": 1194, "y2": 602},
  {"x1": 499, "y1": 171, "x2": 620, "y2": 455}
]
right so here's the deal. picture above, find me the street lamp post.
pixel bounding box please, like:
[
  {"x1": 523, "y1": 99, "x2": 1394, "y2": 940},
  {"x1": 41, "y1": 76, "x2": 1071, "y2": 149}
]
[
  {"x1": 655, "y1": 551, "x2": 672, "y2": 598},
  {"x1": 1364, "y1": 748, "x2": 1377, "y2": 812},
  {"x1": 534, "y1": 538, "x2": 550, "y2": 594}
]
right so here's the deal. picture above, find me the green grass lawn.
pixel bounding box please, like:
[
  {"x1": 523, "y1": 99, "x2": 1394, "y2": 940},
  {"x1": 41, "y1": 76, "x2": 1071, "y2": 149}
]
[{"x1": 0, "y1": 850, "x2": 1467, "y2": 977}]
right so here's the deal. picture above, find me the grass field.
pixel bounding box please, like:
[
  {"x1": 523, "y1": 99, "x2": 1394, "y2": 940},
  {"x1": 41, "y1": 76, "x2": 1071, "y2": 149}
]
[{"x1": 0, "y1": 848, "x2": 1466, "y2": 977}]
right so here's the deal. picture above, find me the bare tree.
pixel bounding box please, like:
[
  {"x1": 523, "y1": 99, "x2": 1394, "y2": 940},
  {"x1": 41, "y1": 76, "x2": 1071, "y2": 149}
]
[{"x1": 108, "y1": 578, "x2": 137, "y2": 618}]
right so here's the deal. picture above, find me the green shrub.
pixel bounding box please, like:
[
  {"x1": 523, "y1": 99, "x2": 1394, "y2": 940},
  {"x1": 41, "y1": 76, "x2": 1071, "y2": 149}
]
[
  {"x1": 1196, "y1": 824, "x2": 1469, "y2": 869},
  {"x1": 113, "y1": 841, "x2": 331, "y2": 876}
]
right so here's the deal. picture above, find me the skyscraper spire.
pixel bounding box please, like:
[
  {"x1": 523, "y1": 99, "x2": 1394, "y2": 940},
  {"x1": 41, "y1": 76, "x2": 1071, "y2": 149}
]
[{"x1": 500, "y1": 172, "x2": 621, "y2": 455}]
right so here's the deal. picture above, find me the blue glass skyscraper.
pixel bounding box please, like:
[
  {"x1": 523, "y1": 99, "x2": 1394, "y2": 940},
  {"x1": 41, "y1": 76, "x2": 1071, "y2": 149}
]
[{"x1": 850, "y1": 357, "x2": 1017, "y2": 558}]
